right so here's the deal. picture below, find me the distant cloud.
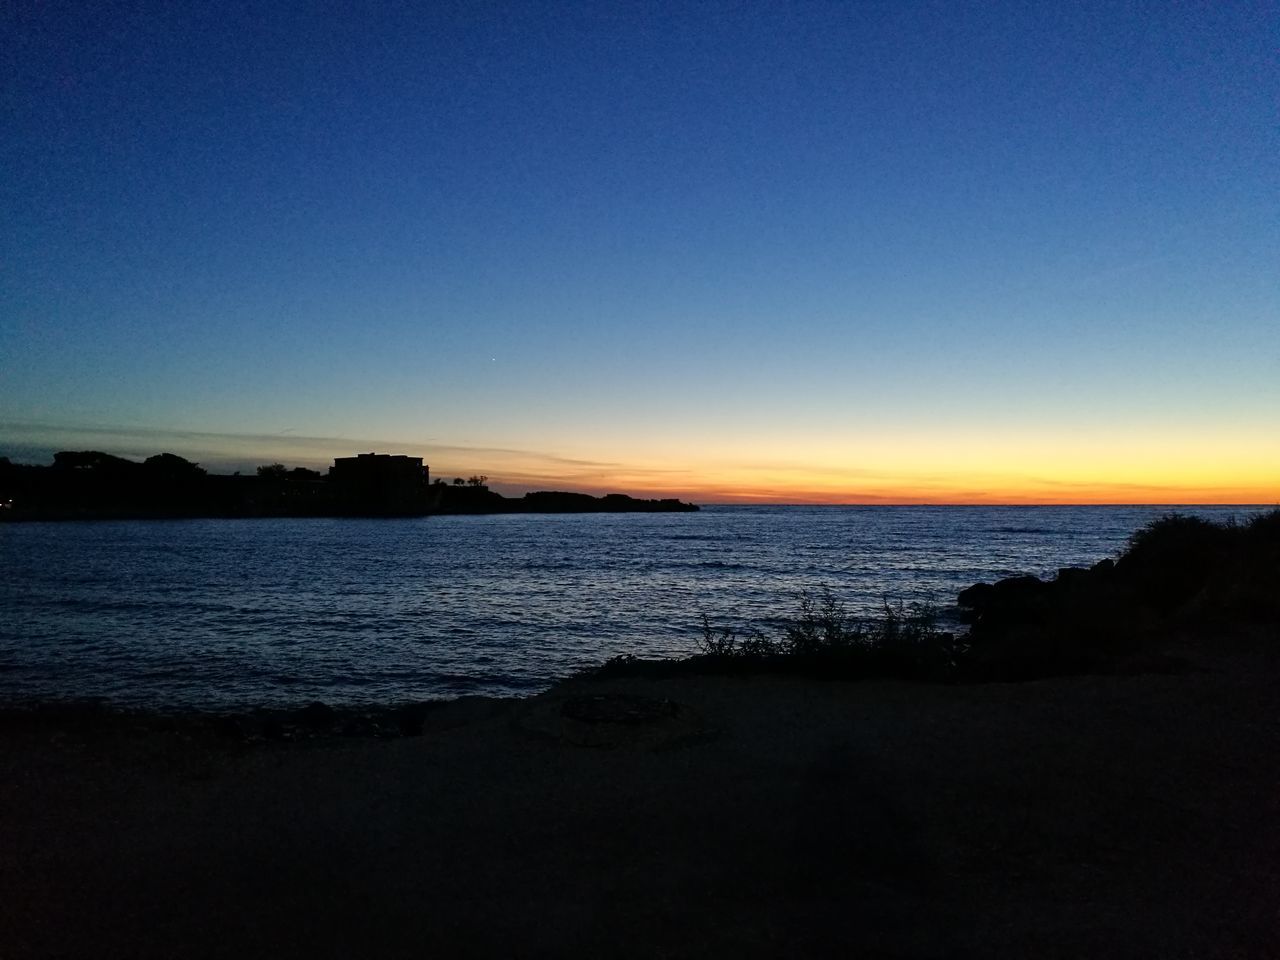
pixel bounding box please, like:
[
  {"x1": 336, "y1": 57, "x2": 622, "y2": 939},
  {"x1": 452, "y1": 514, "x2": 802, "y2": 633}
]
[
  {"x1": 0, "y1": 420, "x2": 638, "y2": 493},
  {"x1": 3, "y1": 420, "x2": 1272, "y2": 505}
]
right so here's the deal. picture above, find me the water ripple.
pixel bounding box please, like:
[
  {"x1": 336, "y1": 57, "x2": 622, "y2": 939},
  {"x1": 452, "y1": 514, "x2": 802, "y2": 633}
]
[{"x1": 0, "y1": 505, "x2": 1262, "y2": 708}]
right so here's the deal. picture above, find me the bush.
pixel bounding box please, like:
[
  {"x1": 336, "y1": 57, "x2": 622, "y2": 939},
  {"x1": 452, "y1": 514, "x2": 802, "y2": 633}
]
[
  {"x1": 1124, "y1": 513, "x2": 1231, "y2": 558},
  {"x1": 872, "y1": 599, "x2": 968, "y2": 678},
  {"x1": 697, "y1": 616, "x2": 781, "y2": 661},
  {"x1": 783, "y1": 590, "x2": 865, "y2": 657},
  {"x1": 1117, "y1": 510, "x2": 1279, "y2": 618},
  {"x1": 692, "y1": 589, "x2": 957, "y2": 682},
  {"x1": 1247, "y1": 507, "x2": 1280, "y2": 540}
]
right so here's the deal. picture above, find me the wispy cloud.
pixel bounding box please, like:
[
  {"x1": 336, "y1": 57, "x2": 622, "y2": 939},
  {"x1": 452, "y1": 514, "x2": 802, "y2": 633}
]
[
  {"x1": 3, "y1": 420, "x2": 1273, "y2": 505},
  {"x1": 0, "y1": 420, "x2": 633, "y2": 489}
]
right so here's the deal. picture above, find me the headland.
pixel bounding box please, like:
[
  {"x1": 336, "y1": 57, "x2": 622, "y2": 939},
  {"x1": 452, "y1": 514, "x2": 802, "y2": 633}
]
[{"x1": 0, "y1": 450, "x2": 698, "y2": 520}]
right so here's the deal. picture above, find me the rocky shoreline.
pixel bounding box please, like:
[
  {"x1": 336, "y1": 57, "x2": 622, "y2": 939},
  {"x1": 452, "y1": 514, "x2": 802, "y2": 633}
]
[
  {"x1": 4, "y1": 510, "x2": 1278, "y2": 956},
  {"x1": 4, "y1": 654, "x2": 1279, "y2": 958},
  {"x1": 7, "y1": 509, "x2": 1275, "y2": 738}
]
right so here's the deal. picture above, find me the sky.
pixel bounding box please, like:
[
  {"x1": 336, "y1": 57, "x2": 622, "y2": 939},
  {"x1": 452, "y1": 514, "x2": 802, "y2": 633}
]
[{"x1": 2, "y1": 1, "x2": 1277, "y2": 503}]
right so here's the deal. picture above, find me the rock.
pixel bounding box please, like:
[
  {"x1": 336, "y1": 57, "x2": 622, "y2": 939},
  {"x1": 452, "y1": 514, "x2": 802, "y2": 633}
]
[
  {"x1": 297, "y1": 701, "x2": 335, "y2": 728},
  {"x1": 959, "y1": 575, "x2": 1045, "y2": 611},
  {"x1": 395, "y1": 703, "x2": 432, "y2": 737},
  {"x1": 957, "y1": 582, "x2": 994, "y2": 608},
  {"x1": 992, "y1": 574, "x2": 1046, "y2": 597},
  {"x1": 1055, "y1": 567, "x2": 1090, "y2": 587}
]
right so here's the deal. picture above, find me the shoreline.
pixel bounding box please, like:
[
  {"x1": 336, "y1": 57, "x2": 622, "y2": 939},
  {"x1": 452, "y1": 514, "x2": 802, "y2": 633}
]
[
  {"x1": 0, "y1": 693, "x2": 523, "y2": 742},
  {"x1": 5, "y1": 506, "x2": 1275, "y2": 715},
  {"x1": 4, "y1": 650, "x2": 1278, "y2": 958},
  {"x1": 4, "y1": 510, "x2": 1277, "y2": 954},
  {"x1": 0, "y1": 629, "x2": 1216, "y2": 738},
  {"x1": 0, "y1": 625, "x2": 1247, "y2": 752}
]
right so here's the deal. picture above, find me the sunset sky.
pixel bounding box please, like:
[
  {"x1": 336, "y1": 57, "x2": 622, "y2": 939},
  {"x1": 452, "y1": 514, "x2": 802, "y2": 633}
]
[{"x1": 3, "y1": 2, "x2": 1277, "y2": 503}]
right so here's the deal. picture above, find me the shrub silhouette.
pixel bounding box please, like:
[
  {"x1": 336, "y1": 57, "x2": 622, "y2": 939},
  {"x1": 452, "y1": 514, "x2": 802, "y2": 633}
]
[
  {"x1": 960, "y1": 508, "x2": 1280, "y2": 679},
  {"x1": 1118, "y1": 513, "x2": 1235, "y2": 612},
  {"x1": 784, "y1": 590, "x2": 864, "y2": 657},
  {"x1": 678, "y1": 589, "x2": 955, "y2": 682}
]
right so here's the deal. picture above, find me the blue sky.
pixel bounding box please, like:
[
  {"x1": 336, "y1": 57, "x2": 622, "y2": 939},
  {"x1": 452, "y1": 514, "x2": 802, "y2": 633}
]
[{"x1": 2, "y1": 1, "x2": 1277, "y2": 500}]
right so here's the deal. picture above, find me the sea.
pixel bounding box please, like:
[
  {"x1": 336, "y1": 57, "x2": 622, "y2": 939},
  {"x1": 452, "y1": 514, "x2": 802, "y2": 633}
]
[{"x1": 0, "y1": 504, "x2": 1265, "y2": 709}]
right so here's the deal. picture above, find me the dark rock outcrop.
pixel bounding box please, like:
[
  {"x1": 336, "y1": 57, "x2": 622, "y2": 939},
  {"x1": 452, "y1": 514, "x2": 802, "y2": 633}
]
[
  {"x1": 957, "y1": 510, "x2": 1280, "y2": 680},
  {"x1": 0, "y1": 452, "x2": 700, "y2": 520}
]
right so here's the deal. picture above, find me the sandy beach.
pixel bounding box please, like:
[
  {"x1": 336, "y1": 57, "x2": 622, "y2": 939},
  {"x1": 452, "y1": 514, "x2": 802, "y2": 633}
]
[{"x1": 3, "y1": 650, "x2": 1278, "y2": 959}]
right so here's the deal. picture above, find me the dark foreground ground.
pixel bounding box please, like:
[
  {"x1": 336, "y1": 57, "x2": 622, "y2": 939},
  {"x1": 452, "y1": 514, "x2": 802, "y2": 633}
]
[{"x1": 4, "y1": 649, "x2": 1279, "y2": 959}]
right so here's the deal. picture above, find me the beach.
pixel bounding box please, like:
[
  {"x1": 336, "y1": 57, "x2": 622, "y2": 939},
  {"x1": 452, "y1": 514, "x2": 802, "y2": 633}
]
[{"x1": 4, "y1": 647, "x2": 1277, "y2": 959}]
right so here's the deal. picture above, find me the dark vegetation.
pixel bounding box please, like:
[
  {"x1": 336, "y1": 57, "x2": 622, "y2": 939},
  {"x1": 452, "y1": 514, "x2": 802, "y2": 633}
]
[
  {"x1": 0, "y1": 451, "x2": 698, "y2": 519},
  {"x1": 0, "y1": 451, "x2": 338, "y2": 519},
  {"x1": 387, "y1": 477, "x2": 697, "y2": 514},
  {"x1": 433, "y1": 483, "x2": 698, "y2": 515},
  {"x1": 691, "y1": 593, "x2": 965, "y2": 681},
  {"x1": 595, "y1": 593, "x2": 962, "y2": 683},
  {"x1": 959, "y1": 508, "x2": 1280, "y2": 680},
  {"x1": 596, "y1": 509, "x2": 1280, "y2": 685}
]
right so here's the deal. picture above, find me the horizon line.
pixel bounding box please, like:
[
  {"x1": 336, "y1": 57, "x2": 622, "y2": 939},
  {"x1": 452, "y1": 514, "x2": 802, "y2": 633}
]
[
  {"x1": 2, "y1": 427, "x2": 1275, "y2": 510},
  {"x1": 694, "y1": 501, "x2": 1277, "y2": 508}
]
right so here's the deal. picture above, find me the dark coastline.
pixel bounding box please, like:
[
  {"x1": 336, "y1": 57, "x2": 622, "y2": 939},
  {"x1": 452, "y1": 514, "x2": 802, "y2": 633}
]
[
  {"x1": 0, "y1": 451, "x2": 698, "y2": 521},
  {"x1": 0, "y1": 493, "x2": 700, "y2": 522},
  {"x1": 4, "y1": 654, "x2": 1279, "y2": 958},
  {"x1": 5, "y1": 508, "x2": 1275, "y2": 719},
  {"x1": 3, "y1": 511, "x2": 1279, "y2": 956}
]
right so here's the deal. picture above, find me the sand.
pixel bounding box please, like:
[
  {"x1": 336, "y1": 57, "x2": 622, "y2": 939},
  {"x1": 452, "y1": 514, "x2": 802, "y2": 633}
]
[{"x1": 3, "y1": 653, "x2": 1278, "y2": 958}]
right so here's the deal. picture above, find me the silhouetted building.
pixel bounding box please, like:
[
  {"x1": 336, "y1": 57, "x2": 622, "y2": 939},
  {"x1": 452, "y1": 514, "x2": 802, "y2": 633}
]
[{"x1": 328, "y1": 453, "x2": 430, "y2": 515}]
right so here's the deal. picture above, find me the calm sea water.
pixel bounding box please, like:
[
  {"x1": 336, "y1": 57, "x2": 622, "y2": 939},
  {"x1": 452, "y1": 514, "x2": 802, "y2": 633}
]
[{"x1": 0, "y1": 505, "x2": 1263, "y2": 708}]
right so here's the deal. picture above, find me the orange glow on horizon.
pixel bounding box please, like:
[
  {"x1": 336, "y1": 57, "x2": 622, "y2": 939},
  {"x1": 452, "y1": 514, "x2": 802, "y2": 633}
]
[
  {"x1": 478, "y1": 451, "x2": 1280, "y2": 505},
  {"x1": 467, "y1": 423, "x2": 1280, "y2": 504},
  {"x1": 455, "y1": 420, "x2": 1280, "y2": 506},
  {"x1": 486, "y1": 474, "x2": 1280, "y2": 506},
  {"x1": 680, "y1": 486, "x2": 1280, "y2": 506},
  {"x1": 9, "y1": 421, "x2": 1275, "y2": 507}
]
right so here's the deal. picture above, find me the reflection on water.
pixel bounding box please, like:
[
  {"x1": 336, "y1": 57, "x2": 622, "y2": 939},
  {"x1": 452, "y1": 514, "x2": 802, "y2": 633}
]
[{"x1": 0, "y1": 504, "x2": 1260, "y2": 708}]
